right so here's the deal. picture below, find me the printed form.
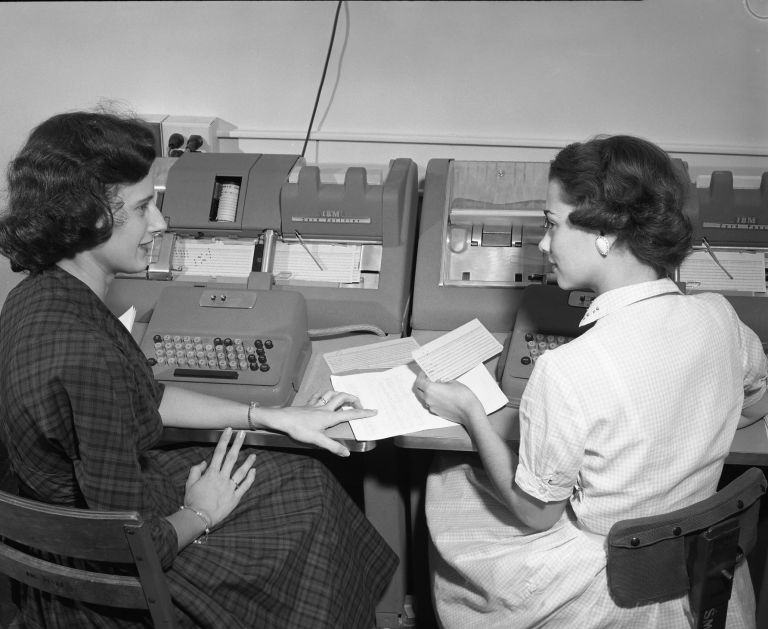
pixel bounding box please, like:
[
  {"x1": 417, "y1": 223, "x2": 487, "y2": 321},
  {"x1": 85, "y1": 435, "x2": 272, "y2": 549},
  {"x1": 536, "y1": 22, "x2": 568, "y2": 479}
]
[{"x1": 329, "y1": 319, "x2": 508, "y2": 440}]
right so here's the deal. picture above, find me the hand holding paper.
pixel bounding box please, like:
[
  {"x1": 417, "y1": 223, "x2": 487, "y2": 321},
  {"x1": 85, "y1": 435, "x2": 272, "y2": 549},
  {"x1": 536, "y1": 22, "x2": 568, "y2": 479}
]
[{"x1": 326, "y1": 319, "x2": 509, "y2": 440}]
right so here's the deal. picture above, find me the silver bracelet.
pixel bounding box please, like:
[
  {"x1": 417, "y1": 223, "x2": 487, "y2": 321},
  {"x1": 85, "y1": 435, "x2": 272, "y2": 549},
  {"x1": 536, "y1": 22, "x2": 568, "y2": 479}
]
[
  {"x1": 247, "y1": 400, "x2": 259, "y2": 431},
  {"x1": 179, "y1": 505, "x2": 211, "y2": 545}
]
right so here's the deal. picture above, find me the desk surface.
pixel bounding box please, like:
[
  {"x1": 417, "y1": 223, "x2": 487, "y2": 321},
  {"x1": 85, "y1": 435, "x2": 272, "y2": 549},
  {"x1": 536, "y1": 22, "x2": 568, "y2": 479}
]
[{"x1": 394, "y1": 406, "x2": 768, "y2": 466}]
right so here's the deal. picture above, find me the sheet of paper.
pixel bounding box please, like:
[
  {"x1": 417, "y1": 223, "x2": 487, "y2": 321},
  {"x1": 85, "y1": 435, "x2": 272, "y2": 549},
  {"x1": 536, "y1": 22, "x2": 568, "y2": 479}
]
[
  {"x1": 412, "y1": 318, "x2": 503, "y2": 382},
  {"x1": 679, "y1": 250, "x2": 766, "y2": 293},
  {"x1": 331, "y1": 363, "x2": 508, "y2": 441},
  {"x1": 173, "y1": 238, "x2": 256, "y2": 279},
  {"x1": 456, "y1": 364, "x2": 509, "y2": 414},
  {"x1": 118, "y1": 306, "x2": 136, "y2": 333},
  {"x1": 323, "y1": 337, "x2": 420, "y2": 374},
  {"x1": 331, "y1": 365, "x2": 456, "y2": 441},
  {"x1": 272, "y1": 242, "x2": 362, "y2": 283}
]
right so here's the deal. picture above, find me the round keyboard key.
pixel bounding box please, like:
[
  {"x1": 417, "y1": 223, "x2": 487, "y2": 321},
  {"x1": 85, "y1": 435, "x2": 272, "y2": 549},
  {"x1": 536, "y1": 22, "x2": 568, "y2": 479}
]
[
  {"x1": 521, "y1": 356, "x2": 531, "y2": 365},
  {"x1": 264, "y1": 340, "x2": 273, "y2": 349},
  {"x1": 260, "y1": 363, "x2": 270, "y2": 372}
]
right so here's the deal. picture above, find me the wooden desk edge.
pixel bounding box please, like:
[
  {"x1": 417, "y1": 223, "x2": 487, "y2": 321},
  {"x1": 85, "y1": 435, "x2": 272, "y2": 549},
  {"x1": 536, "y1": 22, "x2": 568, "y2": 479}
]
[
  {"x1": 394, "y1": 419, "x2": 768, "y2": 466},
  {"x1": 162, "y1": 426, "x2": 376, "y2": 453}
]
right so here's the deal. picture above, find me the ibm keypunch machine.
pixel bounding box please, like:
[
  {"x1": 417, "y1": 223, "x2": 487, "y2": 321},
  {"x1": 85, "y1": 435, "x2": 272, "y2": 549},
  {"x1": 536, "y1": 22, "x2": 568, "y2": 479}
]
[
  {"x1": 410, "y1": 160, "x2": 768, "y2": 406},
  {"x1": 106, "y1": 153, "x2": 419, "y2": 406}
]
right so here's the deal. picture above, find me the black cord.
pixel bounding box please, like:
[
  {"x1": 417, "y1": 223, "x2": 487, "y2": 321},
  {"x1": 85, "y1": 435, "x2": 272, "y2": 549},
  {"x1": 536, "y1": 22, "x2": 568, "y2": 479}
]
[{"x1": 301, "y1": 0, "x2": 343, "y2": 158}]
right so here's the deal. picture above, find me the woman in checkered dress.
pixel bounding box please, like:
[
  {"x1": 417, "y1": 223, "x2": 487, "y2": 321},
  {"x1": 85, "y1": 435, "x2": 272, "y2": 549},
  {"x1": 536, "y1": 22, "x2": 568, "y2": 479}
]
[
  {"x1": 415, "y1": 136, "x2": 768, "y2": 628},
  {"x1": 0, "y1": 110, "x2": 397, "y2": 628}
]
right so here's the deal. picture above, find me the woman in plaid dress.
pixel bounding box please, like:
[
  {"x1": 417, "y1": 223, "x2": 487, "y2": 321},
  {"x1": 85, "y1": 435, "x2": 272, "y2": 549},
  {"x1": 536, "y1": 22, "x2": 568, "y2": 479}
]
[
  {"x1": 415, "y1": 136, "x2": 768, "y2": 628},
  {"x1": 0, "y1": 110, "x2": 397, "y2": 628}
]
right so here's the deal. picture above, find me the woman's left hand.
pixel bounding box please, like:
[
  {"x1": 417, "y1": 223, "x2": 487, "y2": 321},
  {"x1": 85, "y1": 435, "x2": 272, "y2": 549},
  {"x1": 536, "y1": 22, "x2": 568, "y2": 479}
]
[{"x1": 413, "y1": 371, "x2": 483, "y2": 426}]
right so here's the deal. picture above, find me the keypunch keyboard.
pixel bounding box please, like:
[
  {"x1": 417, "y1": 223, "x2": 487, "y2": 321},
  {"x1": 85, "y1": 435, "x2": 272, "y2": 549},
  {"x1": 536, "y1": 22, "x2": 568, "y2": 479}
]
[
  {"x1": 520, "y1": 331, "x2": 574, "y2": 366},
  {"x1": 148, "y1": 334, "x2": 278, "y2": 376}
]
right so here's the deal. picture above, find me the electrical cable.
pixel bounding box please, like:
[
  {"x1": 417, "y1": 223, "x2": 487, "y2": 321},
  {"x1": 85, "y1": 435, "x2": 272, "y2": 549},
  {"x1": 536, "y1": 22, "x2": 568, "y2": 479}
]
[
  {"x1": 301, "y1": 0, "x2": 344, "y2": 157},
  {"x1": 744, "y1": 0, "x2": 768, "y2": 19}
]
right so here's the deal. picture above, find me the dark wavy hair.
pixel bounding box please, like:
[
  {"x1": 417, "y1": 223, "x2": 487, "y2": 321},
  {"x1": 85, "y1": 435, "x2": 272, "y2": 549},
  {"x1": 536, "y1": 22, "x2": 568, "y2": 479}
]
[
  {"x1": 549, "y1": 135, "x2": 693, "y2": 277},
  {"x1": 0, "y1": 111, "x2": 156, "y2": 273}
]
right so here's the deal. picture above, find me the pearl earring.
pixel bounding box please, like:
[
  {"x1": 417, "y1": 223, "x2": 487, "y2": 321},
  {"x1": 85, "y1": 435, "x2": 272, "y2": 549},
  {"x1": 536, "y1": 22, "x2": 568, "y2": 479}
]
[{"x1": 595, "y1": 235, "x2": 611, "y2": 257}]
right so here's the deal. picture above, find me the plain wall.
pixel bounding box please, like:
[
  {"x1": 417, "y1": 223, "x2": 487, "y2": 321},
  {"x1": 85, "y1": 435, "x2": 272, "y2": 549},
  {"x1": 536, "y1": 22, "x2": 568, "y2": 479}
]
[{"x1": 0, "y1": 0, "x2": 767, "y2": 302}]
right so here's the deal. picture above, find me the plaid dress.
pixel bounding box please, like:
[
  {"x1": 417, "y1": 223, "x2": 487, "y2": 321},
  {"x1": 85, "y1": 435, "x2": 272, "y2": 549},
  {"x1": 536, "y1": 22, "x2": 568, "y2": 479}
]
[{"x1": 0, "y1": 267, "x2": 397, "y2": 628}]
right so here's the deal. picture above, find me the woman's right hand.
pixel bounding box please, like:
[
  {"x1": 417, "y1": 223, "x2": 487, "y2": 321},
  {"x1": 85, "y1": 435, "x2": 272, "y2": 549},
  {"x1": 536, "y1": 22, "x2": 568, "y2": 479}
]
[{"x1": 183, "y1": 427, "x2": 257, "y2": 527}]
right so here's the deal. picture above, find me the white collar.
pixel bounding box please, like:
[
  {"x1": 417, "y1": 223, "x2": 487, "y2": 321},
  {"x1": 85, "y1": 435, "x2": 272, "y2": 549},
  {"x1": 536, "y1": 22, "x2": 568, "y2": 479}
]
[{"x1": 580, "y1": 278, "x2": 682, "y2": 327}]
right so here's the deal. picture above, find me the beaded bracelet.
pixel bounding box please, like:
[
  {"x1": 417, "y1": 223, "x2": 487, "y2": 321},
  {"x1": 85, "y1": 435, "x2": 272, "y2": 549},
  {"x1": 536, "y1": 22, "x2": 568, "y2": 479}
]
[
  {"x1": 247, "y1": 400, "x2": 259, "y2": 431},
  {"x1": 179, "y1": 505, "x2": 212, "y2": 545}
]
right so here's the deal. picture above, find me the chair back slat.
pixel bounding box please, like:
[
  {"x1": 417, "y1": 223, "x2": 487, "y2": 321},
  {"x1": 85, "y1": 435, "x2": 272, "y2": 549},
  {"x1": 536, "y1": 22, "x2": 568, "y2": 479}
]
[
  {"x1": 0, "y1": 492, "x2": 138, "y2": 563},
  {"x1": 0, "y1": 543, "x2": 147, "y2": 608},
  {"x1": 0, "y1": 489, "x2": 178, "y2": 628}
]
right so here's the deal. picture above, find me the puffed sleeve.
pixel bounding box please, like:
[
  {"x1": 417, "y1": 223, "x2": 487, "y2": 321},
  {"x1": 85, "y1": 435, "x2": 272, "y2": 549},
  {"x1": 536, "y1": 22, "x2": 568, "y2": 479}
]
[{"x1": 515, "y1": 352, "x2": 586, "y2": 503}]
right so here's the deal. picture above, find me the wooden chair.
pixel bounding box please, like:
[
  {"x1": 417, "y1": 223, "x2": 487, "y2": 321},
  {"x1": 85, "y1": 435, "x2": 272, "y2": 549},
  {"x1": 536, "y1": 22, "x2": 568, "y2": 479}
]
[
  {"x1": 607, "y1": 466, "x2": 767, "y2": 629},
  {"x1": 0, "y1": 489, "x2": 177, "y2": 628}
]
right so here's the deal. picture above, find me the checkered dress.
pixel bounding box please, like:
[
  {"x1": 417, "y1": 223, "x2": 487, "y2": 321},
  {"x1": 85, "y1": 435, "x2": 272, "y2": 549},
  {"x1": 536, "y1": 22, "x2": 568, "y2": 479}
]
[
  {"x1": 0, "y1": 267, "x2": 397, "y2": 628},
  {"x1": 427, "y1": 279, "x2": 766, "y2": 628}
]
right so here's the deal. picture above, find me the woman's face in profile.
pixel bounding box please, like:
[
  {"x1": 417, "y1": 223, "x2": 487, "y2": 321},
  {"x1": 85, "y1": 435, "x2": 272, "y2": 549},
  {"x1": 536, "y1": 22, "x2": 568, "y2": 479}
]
[
  {"x1": 539, "y1": 179, "x2": 602, "y2": 292},
  {"x1": 90, "y1": 174, "x2": 166, "y2": 278}
]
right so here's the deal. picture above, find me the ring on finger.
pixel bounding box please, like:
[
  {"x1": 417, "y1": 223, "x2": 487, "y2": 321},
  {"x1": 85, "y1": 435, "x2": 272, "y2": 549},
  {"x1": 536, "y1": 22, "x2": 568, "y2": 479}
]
[
  {"x1": 230, "y1": 477, "x2": 239, "y2": 489},
  {"x1": 318, "y1": 397, "x2": 328, "y2": 405}
]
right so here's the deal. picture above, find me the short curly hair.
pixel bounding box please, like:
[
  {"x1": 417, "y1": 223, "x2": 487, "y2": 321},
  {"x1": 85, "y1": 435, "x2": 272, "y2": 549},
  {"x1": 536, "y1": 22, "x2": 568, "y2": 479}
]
[
  {"x1": 0, "y1": 111, "x2": 156, "y2": 273},
  {"x1": 549, "y1": 135, "x2": 693, "y2": 277}
]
